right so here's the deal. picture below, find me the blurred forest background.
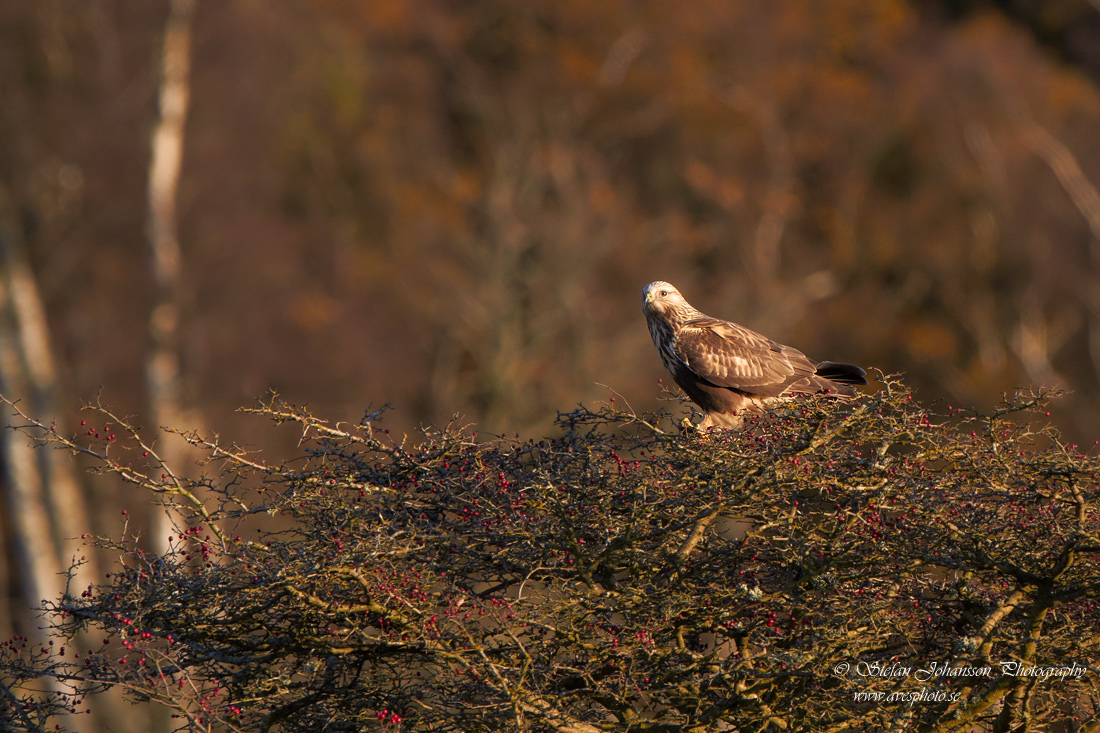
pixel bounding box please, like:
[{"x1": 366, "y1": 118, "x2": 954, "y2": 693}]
[{"x1": 2, "y1": 1, "x2": 1100, "y2": 727}]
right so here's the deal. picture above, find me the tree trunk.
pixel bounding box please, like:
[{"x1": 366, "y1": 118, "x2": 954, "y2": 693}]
[
  {"x1": 0, "y1": 199, "x2": 95, "y2": 732},
  {"x1": 146, "y1": 0, "x2": 197, "y2": 556}
]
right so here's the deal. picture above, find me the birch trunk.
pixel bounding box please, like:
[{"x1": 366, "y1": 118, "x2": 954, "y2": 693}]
[
  {"x1": 0, "y1": 230, "x2": 97, "y2": 598},
  {"x1": 146, "y1": 0, "x2": 197, "y2": 556},
  {"x1": 0, "y1": 205, "x2": 95, "y2": 732}
]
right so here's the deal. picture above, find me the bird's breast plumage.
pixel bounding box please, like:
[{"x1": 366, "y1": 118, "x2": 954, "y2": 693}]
[{"x1": 646, "y1": 315, "x2": 681, "y2": 375}]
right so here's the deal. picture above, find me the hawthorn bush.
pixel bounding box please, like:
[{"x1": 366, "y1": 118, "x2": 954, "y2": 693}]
[{"x1": 2, "y1": 375, "x2": 1100, "y2": 732}]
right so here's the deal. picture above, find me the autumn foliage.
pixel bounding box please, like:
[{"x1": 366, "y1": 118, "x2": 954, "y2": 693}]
[
  {"x1": 2, "y1": 376, "x2": 1099, "y2": 732},
  {"x1": 5, "y1": 1, "x2": 1100, "y2": 444}
]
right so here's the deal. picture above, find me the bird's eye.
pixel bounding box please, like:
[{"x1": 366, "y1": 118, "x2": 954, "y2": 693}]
[{"x1": 659, "y1": 290, "x2": 668, "y2": 297}]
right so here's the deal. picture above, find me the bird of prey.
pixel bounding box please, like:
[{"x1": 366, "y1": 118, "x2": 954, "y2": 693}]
[{"x1": 642, "y1": 281, "x2": 866, "y2": 428}]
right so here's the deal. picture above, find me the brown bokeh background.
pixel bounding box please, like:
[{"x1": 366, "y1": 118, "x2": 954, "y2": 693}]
[
  {"x1": 2, "y1": 2, "x2": 1100, "y2": 727},
  {"x1": 4, "y1": 0, "x2": 1100, "y2": 456}
]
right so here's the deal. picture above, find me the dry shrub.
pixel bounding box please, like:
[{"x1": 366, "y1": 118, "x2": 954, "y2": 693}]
[{"x1": 2, "y1": 374, "x2": 1099, "y2": 732}]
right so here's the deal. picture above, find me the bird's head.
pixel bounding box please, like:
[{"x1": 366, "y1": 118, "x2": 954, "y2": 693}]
[{"x1": 642, "y1": 281, "x2": 695, "y2": 322}]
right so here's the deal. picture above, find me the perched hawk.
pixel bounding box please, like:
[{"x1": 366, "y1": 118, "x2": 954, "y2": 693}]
[{"x1": 642, "y1": 281, "x2": 867, "y2": 428}]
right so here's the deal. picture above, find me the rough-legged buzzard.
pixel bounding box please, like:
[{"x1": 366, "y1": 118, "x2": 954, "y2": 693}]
[{"x1": 643, "y1": 281, "x2": 866, "y2": 428}]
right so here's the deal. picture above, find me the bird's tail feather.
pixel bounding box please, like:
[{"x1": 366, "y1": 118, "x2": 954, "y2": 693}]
[{"x1": 815, "y1": 361, "x2": 868, "y2": 386}]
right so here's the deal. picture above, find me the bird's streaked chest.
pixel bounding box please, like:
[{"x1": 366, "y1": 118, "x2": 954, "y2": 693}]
[{"x1": 647, "y1": 317, "x2": 684, "y2": 374}]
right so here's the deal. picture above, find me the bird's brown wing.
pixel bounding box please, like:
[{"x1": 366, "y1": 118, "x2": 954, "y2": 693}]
[{"x1": 674, "y1": 316, "x2": 817, "y2": 396}]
